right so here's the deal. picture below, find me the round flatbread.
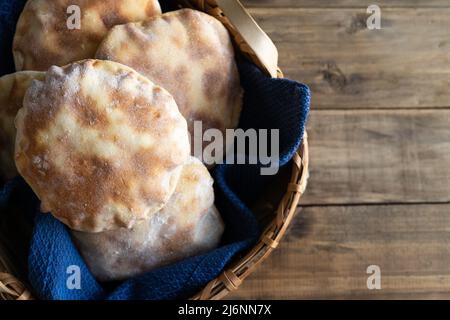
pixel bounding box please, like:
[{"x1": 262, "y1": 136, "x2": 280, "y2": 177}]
[
  {"x1": 13, "y1": 0, "x2": 161, "y2": 71},
  {"x1": 96, "y1": 9, "x2": 243, "y2": 165},
  {"x1": 72, "y1": 157, "x2": 224, "y2": 281},
  {"x1": 15, "y1": 59, "x2": 190, "y2": 232},
  {"x1": 0, "y1": 71, "x2": 45, "y2": 180}
]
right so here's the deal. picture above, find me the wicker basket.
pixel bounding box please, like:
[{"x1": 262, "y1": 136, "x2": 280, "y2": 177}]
[{"x1": 0, "y1": 0, "x2": 309, "y2": 300}]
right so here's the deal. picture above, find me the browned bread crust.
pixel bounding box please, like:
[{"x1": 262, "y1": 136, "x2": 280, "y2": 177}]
[
  {"x1": 15, "y1": 59, "x2": 190, "y2": 232},
  {"x1": 13, "y1": 0, "x2": 161, "y2": 71}
]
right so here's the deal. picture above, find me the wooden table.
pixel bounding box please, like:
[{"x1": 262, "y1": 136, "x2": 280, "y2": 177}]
[{"x1": 229, "y1": 0, "x2": 450, "y2": 299}]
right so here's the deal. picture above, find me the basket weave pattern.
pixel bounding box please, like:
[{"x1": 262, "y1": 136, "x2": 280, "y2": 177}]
[
  {"x1": 0, "y1": 272, "x2": 32, "y2": 300},
  {"x1": 0, "y1": 0, "x2": 309, "y2": 300},
  {"x1": 193, "y1": 134, "x2": 309, "y2": 300}
]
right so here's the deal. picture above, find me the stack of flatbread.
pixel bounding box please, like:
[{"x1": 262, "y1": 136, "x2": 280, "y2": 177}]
[{"x1": 0, "y1": 0, "x2": 244, "y2": 281}]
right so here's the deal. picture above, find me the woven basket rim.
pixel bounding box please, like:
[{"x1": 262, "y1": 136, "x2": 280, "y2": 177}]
[
  {"x1": 0, "y1": 0, "x2": 310, "y2": 300},
  {"x1": 192, "y1": 132, "x2": 309, "y2": 300}
]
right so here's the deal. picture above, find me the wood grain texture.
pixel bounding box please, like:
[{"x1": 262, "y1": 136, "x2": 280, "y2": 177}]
[
  {"x1": 229, "y1": 204, "x2": 450, "y2": 299},
  {"x1": 245, "y1": 7, "x2": 450, "y2": 109},
  {"x1": 243, "y1": 0, "x2": 450, "y2": 8},
  {"x1": 302, "y1": 109, "x2": 450, "y2": 205},
  {"x1": 231, "y1": 0, "x2": 450, "y2": 301}
]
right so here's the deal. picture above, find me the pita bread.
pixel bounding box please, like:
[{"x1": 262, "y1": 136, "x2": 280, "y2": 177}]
[
  {"x1": 15, "y1": 59, "x2": 190, "y2": 232},
  {"x1": 96, "y1": 9, "x2": 243, "y2": 165},
  {"x1": 71, "y1": 157, "x2": 224, "y2": 281},
  {"x1": 0, "y1": 71, "x2": 45, "y2": 180},
  {"x1": 13, "y1": 0, "x2": 161, "y2": 71}
]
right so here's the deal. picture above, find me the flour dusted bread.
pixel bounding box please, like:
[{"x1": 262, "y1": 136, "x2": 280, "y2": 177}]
[
  {"x1": 13, "y1": 0, "x2": 161, "y2": 71},
  {"x1": 15, "y1": 59, "x2": 190, "y2": 232},
  {"x1": 0, "y1": 71, "x2": 45, "y2": 180},
  {"x1": 96, "y1": 9, "x2": 243, "y2": 165},
  {"x1": 71, "y1": 157, "x2": 224, "y2": 281}
]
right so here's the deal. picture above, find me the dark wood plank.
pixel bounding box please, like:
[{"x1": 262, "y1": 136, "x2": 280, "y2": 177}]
[
  {"x1": 302, "y1": 109, "x2": 450, "y2": 205},
  {"x1": 229, "y1": 204, "x2": 450, "y2": 299},
  {"x1": 243, "y1": 0, "x2": 450, "y2": 8},
  {"x1": 227, "y1": 0, "x2": 450, "y2": 301},
  {"x1": 244, "y1": 8, "x2": 450, "y2": 109}
]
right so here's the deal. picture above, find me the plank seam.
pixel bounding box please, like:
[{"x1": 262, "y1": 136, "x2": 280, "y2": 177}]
[
  {"x1": 299, "y1": 201, "x2": 450, "y2": 208},
  {"x1": 247, "y1": 6, "x2": 450, "y2": 10},
  {"x1": 306, "y1": 106, "x2": 450, "y2": 111}
]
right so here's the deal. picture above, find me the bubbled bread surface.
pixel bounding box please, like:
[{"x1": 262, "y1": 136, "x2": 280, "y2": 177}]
[
  {"x1": 13, "y1": 0, "x2": 161, "y2": 71},
  {"x1": 15, "y1": 59, "x2": 190, "y2": 232},
  {"x1": 0, "y1": 71, "x2": 45, "y2": 180},
  {"x1": 72, "y1": 157, "x2": 223, "y2": 281},
  {"x1": 96, "y1": 9, "x2": 243, "y2": 164}
]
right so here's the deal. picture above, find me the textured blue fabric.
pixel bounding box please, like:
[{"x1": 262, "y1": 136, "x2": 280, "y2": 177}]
[
  {"x1": 0, "y1": 0, "x2": 26, "y2": 75},
  {"x1": 0, "y1": 0, "x2": 310, "y2": 300}
]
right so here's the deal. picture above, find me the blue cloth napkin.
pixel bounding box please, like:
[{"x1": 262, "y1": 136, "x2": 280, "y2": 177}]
[{"x1": 0, "y1": 0, "x2": 310, "y2": 300}]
